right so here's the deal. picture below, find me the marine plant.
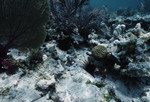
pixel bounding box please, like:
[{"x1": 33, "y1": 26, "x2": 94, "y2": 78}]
[
  {"x1": 28, "y1": 50, "x2": 43, "y2": 69},
  {"x1": 102, "y1": 89, "x2": 115, "y2": 102},
  {"x1": 86, "y1": 80, "x2": 105, "y2": 88},
  {"x1": 0, "y1": 0, "x2": 50, "y2": 71},
  {"x1": 49, "y1": 0, "x2": 104, "y2": 38}
]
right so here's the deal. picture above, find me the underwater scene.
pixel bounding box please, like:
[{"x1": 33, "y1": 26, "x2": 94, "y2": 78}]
[
  {"x1": 0, "y1": 0, "x2": 150, "y2": 102},
  {"x1": 90, "y1": 0, "x2": 144, "y2": 10}
]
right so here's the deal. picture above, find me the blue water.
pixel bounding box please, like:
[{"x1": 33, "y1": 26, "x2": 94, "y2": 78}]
[{"x1": 90, "y1": 0, "x2": 144, "y2": 10}]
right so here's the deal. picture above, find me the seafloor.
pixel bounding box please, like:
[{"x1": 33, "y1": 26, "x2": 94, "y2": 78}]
[{"x1": 1, "y1": 1, "x2": 150, "y2": 102}]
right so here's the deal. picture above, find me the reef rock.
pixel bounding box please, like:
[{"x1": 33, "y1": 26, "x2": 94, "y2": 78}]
[{"x1": 109, "y1": 23, "x2": 150, "y2": 77}]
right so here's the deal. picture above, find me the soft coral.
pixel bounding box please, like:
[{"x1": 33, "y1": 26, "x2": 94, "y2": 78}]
[
  {"x1": 0, "y1": 44, "x2": 14, "y2": 73},
  {"x1": 0, "y1": 57, "x2": 14, "y2": 73}
]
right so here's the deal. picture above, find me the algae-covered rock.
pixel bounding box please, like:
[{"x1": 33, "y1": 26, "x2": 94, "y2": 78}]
[{"x1": 92, "y1": 45, "x2": 108, "y2": 61}]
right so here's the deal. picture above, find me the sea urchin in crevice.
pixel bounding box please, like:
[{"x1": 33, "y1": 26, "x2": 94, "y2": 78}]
[{"x1": 81, "y1": 57, "x2": 96, "y2": 76}]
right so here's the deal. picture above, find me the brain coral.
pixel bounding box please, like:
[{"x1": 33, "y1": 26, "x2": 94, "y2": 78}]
[{"x1": 92, "y1": 45, "x2": 108, "y2": 61}]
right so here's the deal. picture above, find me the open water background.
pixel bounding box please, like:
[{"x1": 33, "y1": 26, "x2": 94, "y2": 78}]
[{"x1": 90, "y1": 0, "x2": 144, "y2": 10}]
